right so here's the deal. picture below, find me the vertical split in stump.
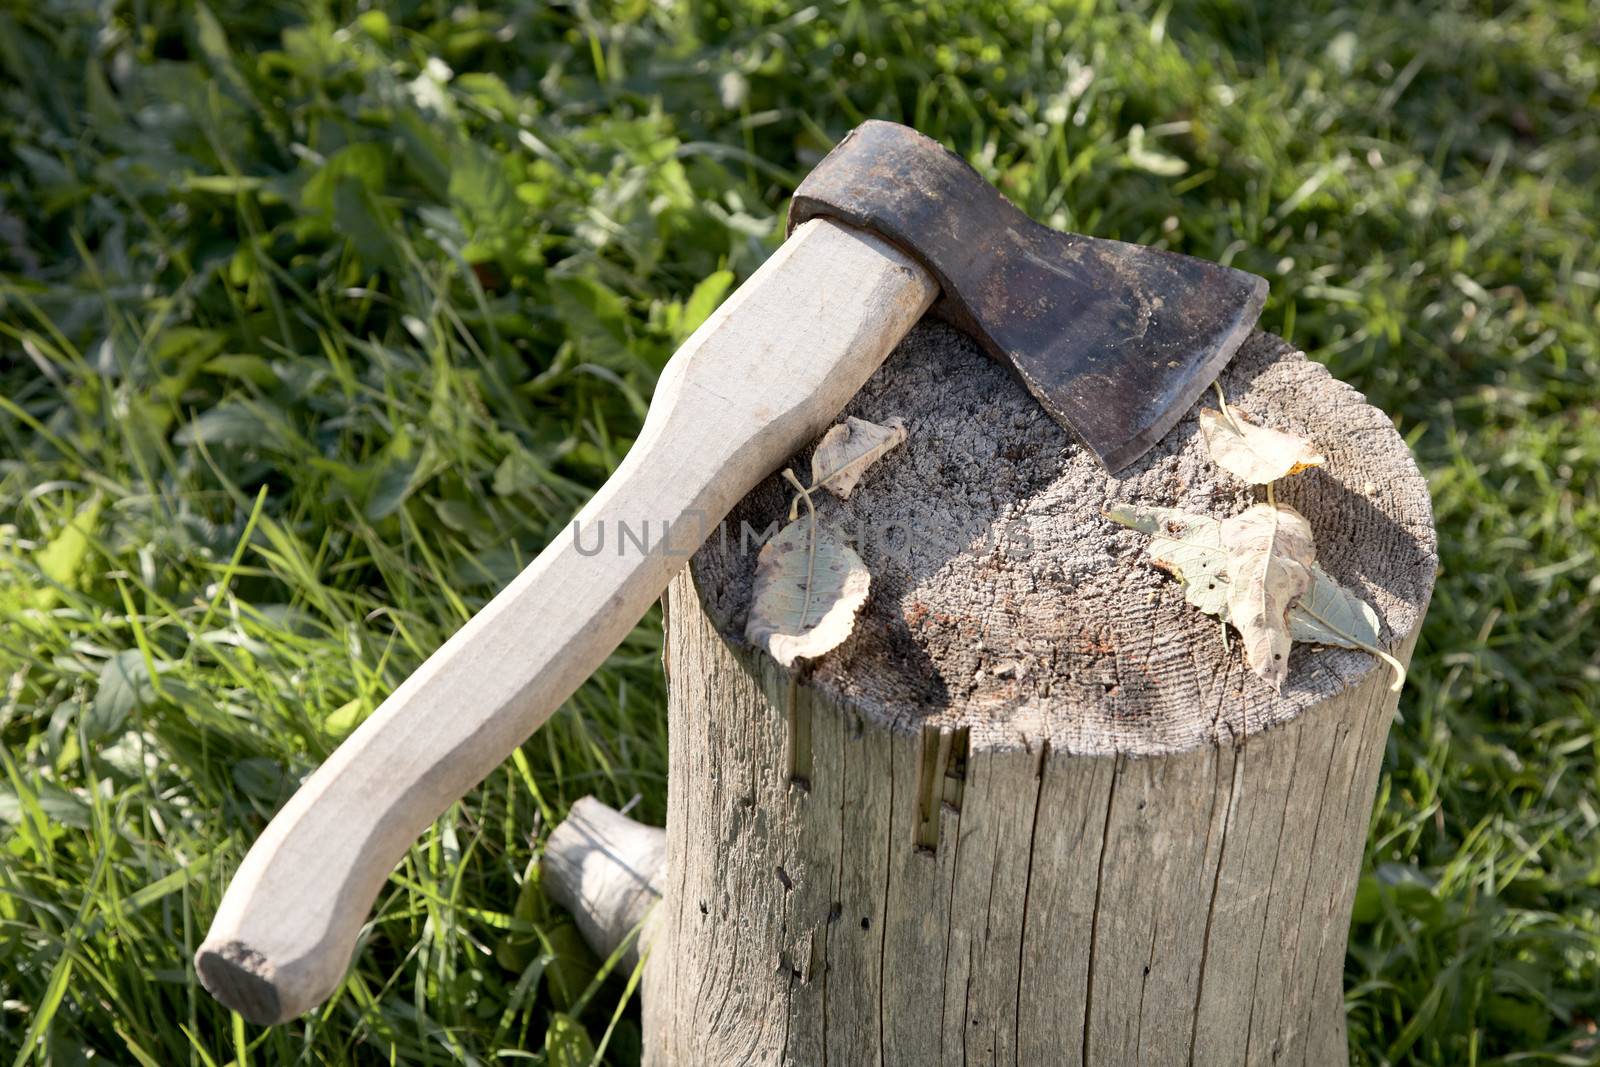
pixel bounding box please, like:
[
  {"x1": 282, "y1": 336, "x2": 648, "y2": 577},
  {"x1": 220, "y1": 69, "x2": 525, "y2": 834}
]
[
  {"x1": 632, "y1": 323, "x2": 1435, "y2": 1066},
  {"x1": 913, "y1": 725, "x2": 970, "y2": 851}
]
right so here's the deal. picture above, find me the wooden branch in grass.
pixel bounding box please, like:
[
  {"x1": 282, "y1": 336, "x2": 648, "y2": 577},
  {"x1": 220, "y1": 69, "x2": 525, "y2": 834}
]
[
  {"x1": 194, "y1": 218, "x2": 938, "y2": 1025},
  {"x1": 541, "y1": 797, "x2": 667, "y2": 972}
]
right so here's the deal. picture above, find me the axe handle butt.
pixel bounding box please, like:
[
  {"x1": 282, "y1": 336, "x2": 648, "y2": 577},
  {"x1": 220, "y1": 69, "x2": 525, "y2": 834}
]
[{"x1": 195, "y1": 218, "x2": 937, "y2": 1025}]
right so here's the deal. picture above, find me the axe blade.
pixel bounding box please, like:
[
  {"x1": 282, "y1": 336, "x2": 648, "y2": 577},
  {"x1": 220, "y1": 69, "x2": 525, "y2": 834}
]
[{"x1": 789, "y1": 121, "x2": 1269, "y2": 472}]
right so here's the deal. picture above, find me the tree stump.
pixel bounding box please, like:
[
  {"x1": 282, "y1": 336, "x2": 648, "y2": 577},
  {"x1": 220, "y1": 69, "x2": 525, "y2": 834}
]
[{"x1": 553, "y1": 322, "x2": 1435, "y2": 1065}]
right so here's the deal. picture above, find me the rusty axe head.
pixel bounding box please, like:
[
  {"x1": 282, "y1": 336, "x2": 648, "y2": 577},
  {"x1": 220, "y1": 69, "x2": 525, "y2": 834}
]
[{"x1": 789, "y1": 121, "x2": 1268, "y2": 471}]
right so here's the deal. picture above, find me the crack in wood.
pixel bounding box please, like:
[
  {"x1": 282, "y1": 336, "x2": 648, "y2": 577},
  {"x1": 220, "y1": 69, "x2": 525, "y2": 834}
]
[{"x1": 915, "y1": 725, "x2": 971, "y2": 851}]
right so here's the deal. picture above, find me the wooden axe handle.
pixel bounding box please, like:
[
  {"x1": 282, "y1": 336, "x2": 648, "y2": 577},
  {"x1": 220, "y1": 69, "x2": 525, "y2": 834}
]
[{"x1": 195, "y1": 219, "x2": 937, "y2": 1025}]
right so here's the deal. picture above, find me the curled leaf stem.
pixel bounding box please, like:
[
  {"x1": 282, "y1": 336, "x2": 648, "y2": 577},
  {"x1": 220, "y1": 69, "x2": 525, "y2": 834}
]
[
  {"x1": 781, "y1": 467, "x2": 820, "y2": 627},
  {"x1": 1213, "y1": 381, "x2": 1247, "y2": 435}
]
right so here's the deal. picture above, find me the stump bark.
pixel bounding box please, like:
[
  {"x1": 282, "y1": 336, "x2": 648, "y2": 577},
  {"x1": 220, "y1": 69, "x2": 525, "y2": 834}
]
[{"x1": 553, "y1": 322, "x2": 1435, "y2": 1066}]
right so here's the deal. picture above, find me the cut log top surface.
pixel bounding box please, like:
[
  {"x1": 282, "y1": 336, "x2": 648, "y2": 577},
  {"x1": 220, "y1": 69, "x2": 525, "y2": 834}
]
[{"x1": 690, "y1": 321, "x2": 1436, "y2": 757}]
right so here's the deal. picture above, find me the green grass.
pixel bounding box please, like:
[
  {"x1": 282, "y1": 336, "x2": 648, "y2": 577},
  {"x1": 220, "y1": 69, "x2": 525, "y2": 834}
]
[{"x1": 0, "y1": 0, "x2": 1596, "y2": 1062}]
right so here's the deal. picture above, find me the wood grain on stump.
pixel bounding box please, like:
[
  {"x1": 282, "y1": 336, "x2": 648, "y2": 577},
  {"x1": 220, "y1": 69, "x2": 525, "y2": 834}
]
[{"x1": 639, "y1": 322, "x2": 1435, "y2": 1066}]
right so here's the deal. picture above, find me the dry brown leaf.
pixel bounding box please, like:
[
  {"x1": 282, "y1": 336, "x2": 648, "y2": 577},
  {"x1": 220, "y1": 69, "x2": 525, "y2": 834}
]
[
  {"x1": 1108, "y1": 504, "x2": 1405, "y2": 691},
  {"x1": 1292, "y1": 565, "x2": 1379, "y2": 649},
  {"x1": 1220, "y1": 503, "x2": 1316, "y2": 691},
  {"x1": 1293, "y1": 564, "x2": 1406, "y2": 691},
  {"x1": 1103, "y1": 505, "x2": 1229, "y2": 618},
  {"x1": 745, "y1": 517, "x2": 870, "y2": 667},
  {"x1": 811, "y1": 415, "x2": 906, "y2": 499},
  {"x1": 1200, "y1": 407, "x2": 1325, "y2": 485}
]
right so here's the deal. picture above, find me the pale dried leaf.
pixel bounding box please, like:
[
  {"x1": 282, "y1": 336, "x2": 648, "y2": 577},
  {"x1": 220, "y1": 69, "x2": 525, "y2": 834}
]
[
  {"x1": 1220, "y1": 503, "x2": 1316, "y2": 691},
  {"x1": 745, "y1": 517, "x2": 870, "y2": 667},
  {"x1": 1109, "y1": 505, "x2": 1402, "y2": 690},
  {"x1": 1104, "y1": 505, "x2": 1229, "y2": 618},
  {"x1": 1200, "y1": 407, "x2": 1325, "y2": 485},
  {"x1": 811, "y1": 416, "x2": 906, "y2": 499},
  {"x1": 1290, "y1": 565, "x2": 1380, "y2": 648},
  {"x1": 1292, "y1": 564, "x2": 1406, "y2": 691}
]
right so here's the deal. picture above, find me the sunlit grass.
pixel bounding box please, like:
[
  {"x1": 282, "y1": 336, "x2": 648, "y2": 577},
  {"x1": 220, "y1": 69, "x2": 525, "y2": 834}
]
[{"x1": 1, "y1": 0, "x2": 1596, "y2": 1063}]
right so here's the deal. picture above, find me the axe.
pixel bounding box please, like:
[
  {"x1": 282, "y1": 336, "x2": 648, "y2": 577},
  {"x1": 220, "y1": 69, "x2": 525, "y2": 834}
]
[{"x1": 196, "y1": 121, "x2": 1267, "y2": 1024}]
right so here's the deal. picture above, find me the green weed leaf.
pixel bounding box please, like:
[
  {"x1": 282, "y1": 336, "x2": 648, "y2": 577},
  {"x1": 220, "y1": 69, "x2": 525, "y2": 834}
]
[{"x1": 91, "y1": 650, "x2": 153, "y2": 741}]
